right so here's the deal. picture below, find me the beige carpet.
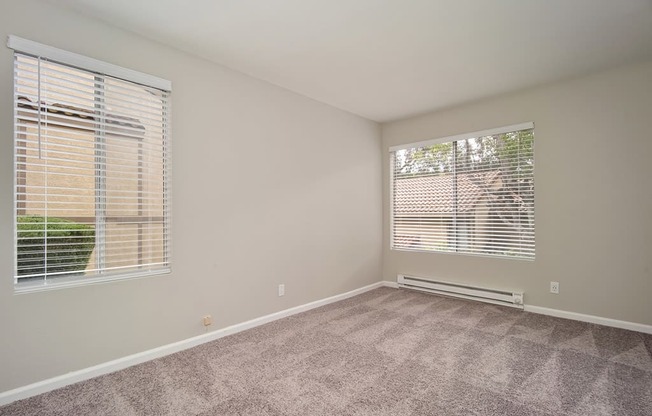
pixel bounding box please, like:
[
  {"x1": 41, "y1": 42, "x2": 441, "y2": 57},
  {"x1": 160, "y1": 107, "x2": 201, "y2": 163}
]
[{"x1": 2, "y1": 287, "x2": 651, "y2": 415}]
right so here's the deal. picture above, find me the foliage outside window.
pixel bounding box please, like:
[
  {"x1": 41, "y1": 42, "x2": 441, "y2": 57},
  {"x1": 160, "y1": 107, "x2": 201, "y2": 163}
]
[
  {"x1": 17, "y1": 216, "x2": 95, "y2": 278},
  {"x1": 390, "y1": 124, "x2": 534, "y2": 260}
]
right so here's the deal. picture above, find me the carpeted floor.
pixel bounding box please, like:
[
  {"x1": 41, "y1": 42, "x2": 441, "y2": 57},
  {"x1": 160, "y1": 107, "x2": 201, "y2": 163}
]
[{"x1": 2, "y1": 287, "x2": 651, "y2": 415}]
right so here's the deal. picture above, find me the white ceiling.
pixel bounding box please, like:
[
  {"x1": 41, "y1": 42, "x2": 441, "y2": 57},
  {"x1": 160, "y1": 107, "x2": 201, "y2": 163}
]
[{"x1": 45, "y1": 0, "x2": 652, "y2": 122}]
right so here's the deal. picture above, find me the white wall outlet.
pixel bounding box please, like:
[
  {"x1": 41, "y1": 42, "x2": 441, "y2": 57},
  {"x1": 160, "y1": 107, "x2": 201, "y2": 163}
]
[
  {"x1": 278, "y1": 284, "x2": 285, "y2": 297},
  {"x1": 550, "y1": 281, "x2": 559, "y2": 294},
  {"x1": 202, "y1": 315, "x2": 213, "y2": 326}
]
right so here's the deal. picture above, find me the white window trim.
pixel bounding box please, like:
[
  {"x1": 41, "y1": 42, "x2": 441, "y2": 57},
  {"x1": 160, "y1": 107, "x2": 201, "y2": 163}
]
[
  {"x1": 388, "y1": 122, "x2": 534, "y2": 152},
  {"x1": 7, "y1": 35, "x2": 171, "y2": 92},
  {"x1": 14, "y1": 270, "x2": 171, "y2": 295}
]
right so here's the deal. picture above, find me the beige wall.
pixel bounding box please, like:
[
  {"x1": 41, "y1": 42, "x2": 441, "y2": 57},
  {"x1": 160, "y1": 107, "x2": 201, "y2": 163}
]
[
  {"x1": 383, "y1": 60, "x2": 652, "y2": 326},
  {"x1": 0, "y1": 0, "x2": 382, "y2": 392}
]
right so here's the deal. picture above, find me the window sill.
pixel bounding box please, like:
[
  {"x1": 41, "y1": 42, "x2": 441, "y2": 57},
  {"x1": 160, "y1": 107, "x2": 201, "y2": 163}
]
[
  {"x1": 390, "y1": 246, "x2": 534, "y2": 261},
  {"x1": 14, "y1": 269, "x2": 171, "y2": 294}
]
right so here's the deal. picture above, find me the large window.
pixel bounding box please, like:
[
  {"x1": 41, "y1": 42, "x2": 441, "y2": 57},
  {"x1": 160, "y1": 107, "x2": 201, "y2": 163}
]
[
  {"x1": 390, "y1": 123, "x2": 534, "y2": 260},
  {"x1": 11, "y1": 37, "x2": 172, "y2": 291}
]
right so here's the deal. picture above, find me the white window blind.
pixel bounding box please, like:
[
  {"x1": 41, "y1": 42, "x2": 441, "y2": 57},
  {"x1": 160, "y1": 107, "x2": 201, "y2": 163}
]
[
  {"x1": 11, "y1": 38, "x2": 171, "y2": 289},
  {"x1": 390, "y1": 123, "x2": 534, "y2": 260}
]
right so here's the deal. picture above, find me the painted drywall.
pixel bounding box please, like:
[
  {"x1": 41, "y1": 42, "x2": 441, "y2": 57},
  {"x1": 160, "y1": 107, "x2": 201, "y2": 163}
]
[
  {"x1": 382, "y1": 60, "x2": 652, "y2": 326},
  {"x1": 0, "y1": 1, "x2": 382, "y2": 392}
]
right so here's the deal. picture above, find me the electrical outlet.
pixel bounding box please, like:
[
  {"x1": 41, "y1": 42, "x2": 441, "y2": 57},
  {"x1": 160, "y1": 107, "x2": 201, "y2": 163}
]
[
  {"x1": 550, "y1": 281, "x2": 559, "y2": 294},
  {"x1": 202, "y1": 315, "x2": 213, "y2": 326},
  {"x1": 278, "y1": 284, "x2": 285, "y2": 297}
]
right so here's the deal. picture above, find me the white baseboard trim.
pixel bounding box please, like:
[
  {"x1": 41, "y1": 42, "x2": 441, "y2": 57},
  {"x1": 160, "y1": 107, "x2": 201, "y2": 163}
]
[
  {"x1": 523, "y1": 304, "x2": 652, "y2": 335},
  {"x1": 387, "y1": 280, "x2": 652, "y2": 334},
  {"x1": 0, "y1": 281, "x2": 386, "y2": 406}
]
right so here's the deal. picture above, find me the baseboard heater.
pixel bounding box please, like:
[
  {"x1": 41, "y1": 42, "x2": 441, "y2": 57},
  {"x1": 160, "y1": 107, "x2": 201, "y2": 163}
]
[{"x1": 397, "y1": 274, "x2": 524, "y2": 309}]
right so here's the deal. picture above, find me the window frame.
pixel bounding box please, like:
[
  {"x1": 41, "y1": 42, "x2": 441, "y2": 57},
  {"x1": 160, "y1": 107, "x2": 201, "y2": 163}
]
[
  {"x1": 9, "y1": 36, "x2": 172, "y2": 293},
  {"x1": 389, "y1": 122, "x2": 535, "y2": 260}
]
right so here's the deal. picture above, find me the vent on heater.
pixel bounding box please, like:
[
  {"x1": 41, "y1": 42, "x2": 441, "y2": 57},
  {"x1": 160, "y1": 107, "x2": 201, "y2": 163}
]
[{"x1": 397, "y1": 274, "x2": 524, "y2": 309}]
